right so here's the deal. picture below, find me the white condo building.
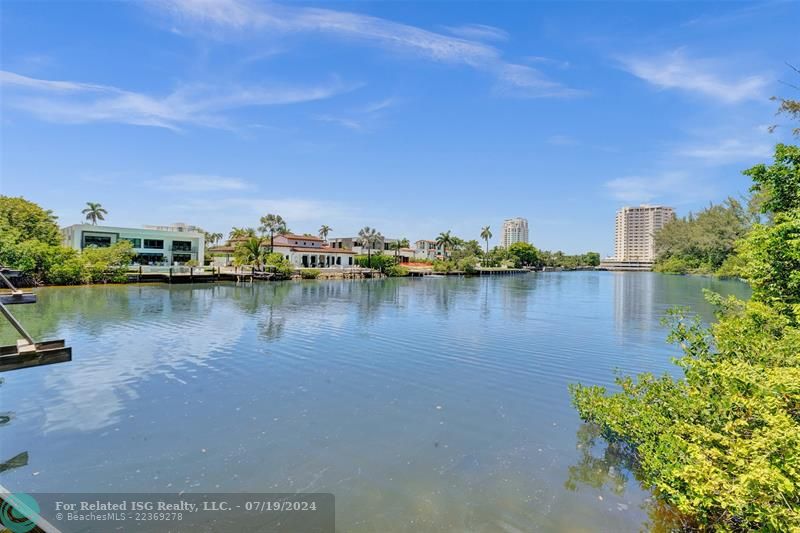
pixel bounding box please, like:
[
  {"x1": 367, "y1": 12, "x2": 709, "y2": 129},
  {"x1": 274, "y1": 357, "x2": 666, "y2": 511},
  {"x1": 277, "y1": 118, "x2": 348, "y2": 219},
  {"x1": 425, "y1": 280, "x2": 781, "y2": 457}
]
[
  {"x1": 613, "y1": 205, "x2": 675, "y2": 262},
  {"x1": 501, "y1": 217, "x2": 529, "y2": 248}
]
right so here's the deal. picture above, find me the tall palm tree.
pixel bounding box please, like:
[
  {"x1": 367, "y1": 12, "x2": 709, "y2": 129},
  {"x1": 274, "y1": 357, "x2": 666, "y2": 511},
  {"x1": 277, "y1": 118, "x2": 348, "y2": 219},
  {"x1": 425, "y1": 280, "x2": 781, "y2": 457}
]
[
  {"x1": 436, "y1": 230, "x2": 454, "y2": 260},
  {"x1": 229, "y1": 227, "x2": 255, "y2": 239},
  {"x1": 318, "y1": 225, "x2": 332, "y2": 242},
  {"x1": 357, "y1": 226, "x2": 382, "y2": 267},
  {"x1": 480, "y1": 226, "x2": 492, "y2": 264},
  {"x1": 82, "y1": 202, "x2": 107, "y2": 225},
  {"x1": 259, "y1": 214, "x2": 287, "y2": 253}
]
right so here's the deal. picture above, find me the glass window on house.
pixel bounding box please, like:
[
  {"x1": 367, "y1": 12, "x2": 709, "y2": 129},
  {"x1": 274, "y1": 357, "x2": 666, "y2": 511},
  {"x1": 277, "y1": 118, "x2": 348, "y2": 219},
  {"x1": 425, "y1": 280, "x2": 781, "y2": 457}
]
[
  {"x1": 82, "y1": 235, "x2": 112, "y2": 248},
  {"x1": 144, "y1": 239, "x2": 164, "y2": 249}
]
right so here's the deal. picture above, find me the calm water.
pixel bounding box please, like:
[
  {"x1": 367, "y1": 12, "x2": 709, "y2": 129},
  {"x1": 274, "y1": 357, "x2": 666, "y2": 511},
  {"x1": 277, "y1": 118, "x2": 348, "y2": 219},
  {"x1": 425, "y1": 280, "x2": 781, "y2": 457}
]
[{"x1": 0, "y1": 272, "x2": 749, "y2": 532}]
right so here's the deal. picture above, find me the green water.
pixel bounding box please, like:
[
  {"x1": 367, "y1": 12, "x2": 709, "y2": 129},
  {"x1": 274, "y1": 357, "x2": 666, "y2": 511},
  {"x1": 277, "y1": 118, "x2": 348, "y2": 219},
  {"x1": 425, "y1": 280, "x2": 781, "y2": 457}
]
[{"x1": 0, "y1": 272, "x2": 749, "y2": 531}]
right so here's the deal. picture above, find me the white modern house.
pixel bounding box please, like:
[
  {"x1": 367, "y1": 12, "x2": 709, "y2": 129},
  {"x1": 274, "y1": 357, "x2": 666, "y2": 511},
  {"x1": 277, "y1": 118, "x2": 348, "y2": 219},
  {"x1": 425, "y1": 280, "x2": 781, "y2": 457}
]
[
  {"x1": 61, "y1": 224, "x2": 205, "y2": 265},
  {"x1": 414, "y1": 240, "x2": 444, "y2": 261}
]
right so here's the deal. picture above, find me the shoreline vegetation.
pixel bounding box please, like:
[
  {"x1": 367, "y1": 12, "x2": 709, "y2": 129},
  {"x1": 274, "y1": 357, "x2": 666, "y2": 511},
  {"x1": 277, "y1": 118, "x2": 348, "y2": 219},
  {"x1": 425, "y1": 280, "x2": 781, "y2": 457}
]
[
  {"x1": 571, "y1": 140, "x2": 800, "y2": 531},
  {"x1": 0, "y1": 196, "x2": 601, "y2": 287}
]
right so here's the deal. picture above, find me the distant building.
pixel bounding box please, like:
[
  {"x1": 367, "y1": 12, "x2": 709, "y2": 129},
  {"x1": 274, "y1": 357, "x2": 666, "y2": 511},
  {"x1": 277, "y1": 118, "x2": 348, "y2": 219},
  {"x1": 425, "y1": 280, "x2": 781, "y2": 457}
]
[
  {"x1": 414, "y1": 239, "x2": 444, "y2": 261},
  {"x1": 328, "y1": 236, "x2": 409, "y2": 256},
  {"x1": 501, "y1": 217, "x2": 529, "y2": 248},
  {"x1": 613, "y1": 205, "x2": 675, "y2": 262},
  {"x1": 61, "y1": 224, "x2": 205, "y2": 265},
  {"x1": 143, "y1": 222, "x2": 204, "y2": 233}
]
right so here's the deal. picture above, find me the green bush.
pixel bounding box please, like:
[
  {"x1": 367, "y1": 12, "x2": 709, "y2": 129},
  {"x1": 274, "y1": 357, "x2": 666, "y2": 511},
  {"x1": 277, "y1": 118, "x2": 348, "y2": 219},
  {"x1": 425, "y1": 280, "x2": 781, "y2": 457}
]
[
  {"x1": 736, "y1": 210, "x2": 800, "y2": 313},
  {"x1": 571, "y1": 144, "x2": 800, "y2": 530},
  {"x1": 82, "y1": 241, "x2": 135, "y2": 283},
  {"x1": 263, "y1": 252, "x2": 294, "y2": 277},
  {"x1": 432, "y1": 259, "x2": 455, "y2": 272},
  {"x1": 0, "y1": 237, "x2": 133, "y2": 285},
  {"x1": 571, "y1": 300, "x2": 800, "y2": 530},
  {"x1": 653, "y1": 255, "x2": 693, "y2": 274},
  {"x1": 457, "y1": 256, "x2": 478, "y2": 274},
  {"x1": 300, "y1": 269, "x2": 320, "y2": 279},
  {"x1": 385, "y1": 265, "x2": 409, "y2": 277},
  {"x1": 355, "y1": 253, "x2": 396, "y2": 271},
  {"x1": 0, "y1": 196, "x2": 60, "y2": 246}
]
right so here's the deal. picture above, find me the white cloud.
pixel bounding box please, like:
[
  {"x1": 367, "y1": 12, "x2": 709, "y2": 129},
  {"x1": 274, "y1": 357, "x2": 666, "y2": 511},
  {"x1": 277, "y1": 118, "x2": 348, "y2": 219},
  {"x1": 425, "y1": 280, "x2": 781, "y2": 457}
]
[
  {"x1": 0, "y1": 70, "x2": 113, "y2": 92},
  {"x1": 1, "y1": 70, "x2": 353, "y2": 130},
  {"x1": 676, "y1": 138, "x2": 772, "y2": 164},
  {"x1": 618, "y1": 49, "x2": 769, "y2": 103},
  {"x1": 494, "y1": 63, "x2": 585, "y2": 98},
  {"x1": 154, "y1": 0, "x2": 580, "y2": 98},
  {"x1": 148, "y1": 174, "x2": 251, "y2": 191},
  {"x1": 442, "y1": 23, "x2": 508, "y2": 42}
]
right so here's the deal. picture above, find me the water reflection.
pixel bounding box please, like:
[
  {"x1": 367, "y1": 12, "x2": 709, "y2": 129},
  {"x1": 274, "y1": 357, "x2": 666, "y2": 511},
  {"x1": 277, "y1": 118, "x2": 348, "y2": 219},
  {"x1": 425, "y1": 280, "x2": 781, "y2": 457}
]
[
  {"x1": 565, "y1": 423, "x2": 633, "y2": 495},
  {"x1": 613, "y1": 272, "x2": 656, "y2": 336},
  {"x1": 0, "y1": 274, "x2": 749, "y2": 531}
]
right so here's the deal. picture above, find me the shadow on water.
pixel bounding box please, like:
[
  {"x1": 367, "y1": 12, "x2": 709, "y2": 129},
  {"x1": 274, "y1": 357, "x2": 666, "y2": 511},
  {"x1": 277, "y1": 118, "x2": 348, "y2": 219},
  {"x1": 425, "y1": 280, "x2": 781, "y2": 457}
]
[
  {"x1": 0, "y1": 379, "x2": 29, "y2": 476},
  {"x1": 565, "y1": 424, "x2": 698, "y2": 532}
]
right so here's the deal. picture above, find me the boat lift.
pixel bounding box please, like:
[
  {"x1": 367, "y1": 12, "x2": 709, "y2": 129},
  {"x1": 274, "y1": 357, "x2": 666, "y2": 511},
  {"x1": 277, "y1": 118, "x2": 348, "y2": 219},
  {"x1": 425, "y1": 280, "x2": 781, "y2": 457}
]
[{"x1": 0, "y1": 267, "x2": 71, "y2": 372}]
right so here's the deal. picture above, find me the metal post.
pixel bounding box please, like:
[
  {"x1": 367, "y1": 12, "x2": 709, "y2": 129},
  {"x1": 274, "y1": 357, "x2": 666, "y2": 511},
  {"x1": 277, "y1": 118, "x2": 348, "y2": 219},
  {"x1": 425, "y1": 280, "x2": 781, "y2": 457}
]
[{"x1": 0, "y1": 302, "x2": 35, "y2": 345}]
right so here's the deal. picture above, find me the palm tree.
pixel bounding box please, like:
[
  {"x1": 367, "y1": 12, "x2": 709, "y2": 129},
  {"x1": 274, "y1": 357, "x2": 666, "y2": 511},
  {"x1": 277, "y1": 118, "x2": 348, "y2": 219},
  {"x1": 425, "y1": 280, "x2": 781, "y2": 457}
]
[
  {"x1": 229, "y1": 227, "x2": 255, "y2": 239},
  {"x1": 357, "y1": 226, "x2": 382, "y2": 268},
  {"x1": 436, "y1": 230, "x2": 454, "y2": 260},
  {"x1": 318, "y1": 225, "x2": 332, "y2": 242},
  {"x1": 390, "y1": 238, "x2": 410, "y2": 261},
  {"x1": 82, "y1": 202, "x2": 107, "y2": 225},
  {"x1": 259, "y1": 214, "x2": 287, "y2": 253},
  {"x1": 204, "y1": 232, "x2": 223, "y2": 246},
  {"x1": 480, "y1": 226, "x2": 492, "y2": 264},
  {"x1": 236, "y1": 237, "x2": 265, "y2": 268}
]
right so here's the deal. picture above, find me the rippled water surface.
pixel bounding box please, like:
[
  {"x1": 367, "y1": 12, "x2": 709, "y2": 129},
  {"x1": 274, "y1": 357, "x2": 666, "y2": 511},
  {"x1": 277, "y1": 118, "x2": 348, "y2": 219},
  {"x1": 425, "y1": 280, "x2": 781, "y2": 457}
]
[{"x1": 0, "y1": 272, "x2": 750, "y2": 531}]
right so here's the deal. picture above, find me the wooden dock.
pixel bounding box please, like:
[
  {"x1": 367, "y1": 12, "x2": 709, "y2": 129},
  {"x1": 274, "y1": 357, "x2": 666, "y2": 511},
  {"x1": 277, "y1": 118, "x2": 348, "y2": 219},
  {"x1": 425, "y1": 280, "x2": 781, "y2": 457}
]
[{"x1": 126, "y1": 266, "x2": 262, "y2": 284}]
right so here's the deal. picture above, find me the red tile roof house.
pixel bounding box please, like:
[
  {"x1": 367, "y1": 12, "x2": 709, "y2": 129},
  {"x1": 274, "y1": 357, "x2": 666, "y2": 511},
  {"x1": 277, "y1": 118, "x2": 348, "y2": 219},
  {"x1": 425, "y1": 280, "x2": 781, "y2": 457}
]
[{"x1": 270, "y1": 234, "x2": 356, "y2": 268}]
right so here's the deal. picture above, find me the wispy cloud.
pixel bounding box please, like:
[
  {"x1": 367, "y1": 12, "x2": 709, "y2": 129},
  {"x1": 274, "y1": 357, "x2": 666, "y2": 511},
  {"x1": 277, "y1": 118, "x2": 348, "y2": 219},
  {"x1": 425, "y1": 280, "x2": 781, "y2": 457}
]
[
  {"x1": 547, "y1": 134, "x2": 579, "y2": 146},
  {"x1": 147, "y1": 174, "x2": 251, "y2": 191},
  {"x1": 675, "y1": 138, "x2": 772, "y2": 164},
  {"x1": 0, "y1": 70, "x2": 354, "y2": 130},
  {"x1": 312, "y1": 97, "x2": 399, "y2": 131},
  {"x1": 525, "y1": 56, "x2": 571, "y2": 69},
  {"x1": 442, "y1": 23, "x2": 508, "y2": 42},
  {"x1": 618, "y1": 48, "x2": 769, "y2": 103},
  {"x1": 154, "y1": 0, "x2": 580, "y2": 98},
  {"x1": 494, "y1": 63, "x2": 585, "y2": 98},
  {"x1": 605, "y1": 171, "x2": 713, "y2": 204}
]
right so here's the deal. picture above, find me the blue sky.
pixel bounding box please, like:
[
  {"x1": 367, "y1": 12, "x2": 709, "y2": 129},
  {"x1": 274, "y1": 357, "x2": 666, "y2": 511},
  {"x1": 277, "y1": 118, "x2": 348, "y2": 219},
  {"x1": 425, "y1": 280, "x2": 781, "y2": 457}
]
[{"x1": 1, "y1": 1, "x2": 797, "y2": 255}]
